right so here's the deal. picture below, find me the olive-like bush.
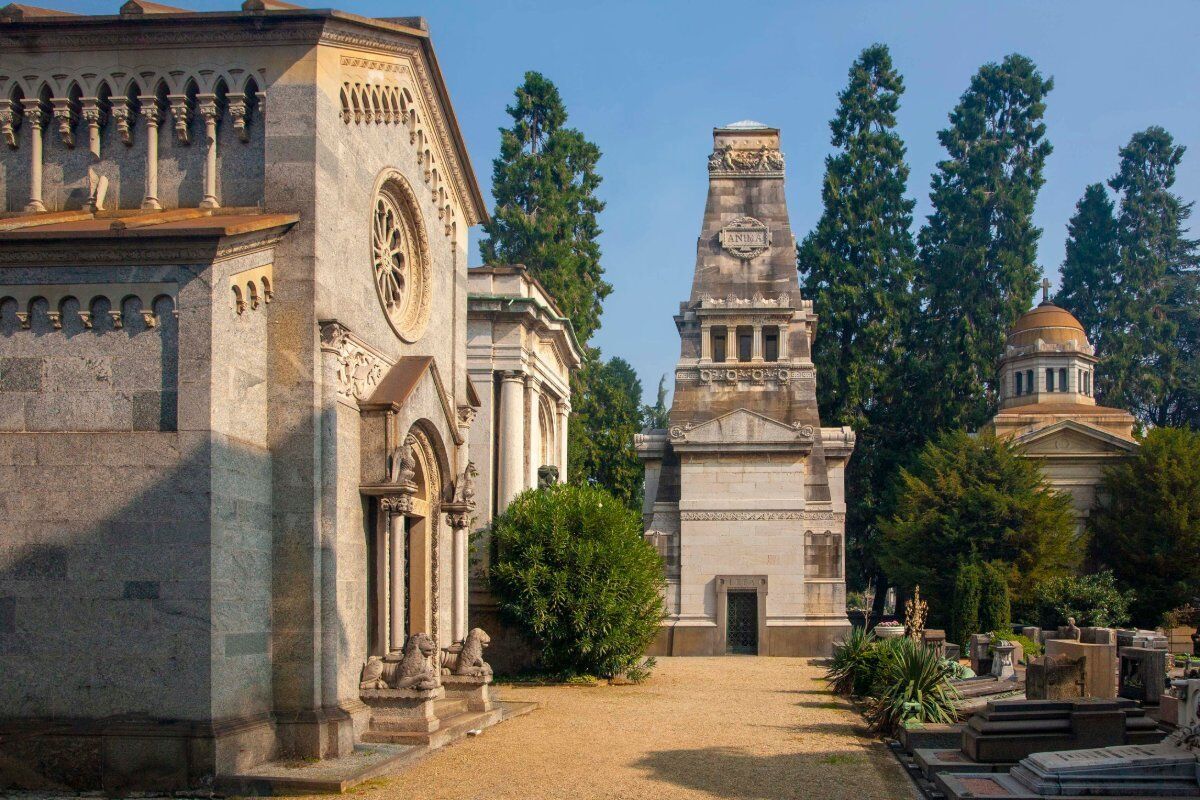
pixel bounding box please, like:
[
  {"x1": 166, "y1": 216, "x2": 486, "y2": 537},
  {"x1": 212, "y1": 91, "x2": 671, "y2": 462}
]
[{"x1": 488, "y1": 483, "x2": 665, "y2": 678}]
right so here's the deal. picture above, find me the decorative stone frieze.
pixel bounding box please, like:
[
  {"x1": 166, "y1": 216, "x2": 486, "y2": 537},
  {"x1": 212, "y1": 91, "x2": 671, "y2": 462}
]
[
  {"x1": 230, "y1": 264, "x2": 273, "y2": 315},
  {"x1": 707, "y1": 144, "x2": 785, "y2": 177},
  {"x1": 318, "y1": 319, "x2": 391, "y2": 402},
  {"x1": 694, "y1": 365, "x2": 796, "y2": 385},
  {"x1": 701, "y1": 291, "x2": 791, "y2": 308},
  {"x1": 678, "y1": 510, "x2": 841, "y2": 522},
  {"x1": 0, "y1": 282, "x2": 177, "y2": 330}
]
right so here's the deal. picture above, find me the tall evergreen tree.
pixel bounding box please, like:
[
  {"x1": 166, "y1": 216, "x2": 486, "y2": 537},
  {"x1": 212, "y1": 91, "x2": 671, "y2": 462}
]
[
  {"x1": 1056, "y1": 183, "x2": 1120, "y2": 351},
  {"x1": 797, "y1": 44, "x2": 917, "y2": 590},
  {"x1": 480, "y1": 71, "x2": 611, "y2": 344},
  {"x1": 568, "y1": 355, "x2": 645, "y2": 510},
  {"x1": 913, "y1": 54, "x2": 1054, "y2": 432},
  {"x1": 1100, "y1": 128, "x2": 1200, "y2": 427}
]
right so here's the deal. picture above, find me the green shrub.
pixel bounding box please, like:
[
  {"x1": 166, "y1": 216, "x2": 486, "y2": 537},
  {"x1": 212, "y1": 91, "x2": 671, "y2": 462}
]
[
  {"x1": 949, "y1": 563, "x2": 982, "y2": 648},
  {"x1": 978, "y1": 562, "x2": 1012, "y2": 634},
  {"x1": 826, "y1": 627, "x2": 877, "y2": 695},
  {"x1": 488, "y1": 483, "x2": 665, "y2": 678},
  {"x1": 1018, "y1": 570, "x2": 1134, "y2": 629},
  {"x1": 990, "y1": 631, "x2": 1042, "y2": 661},
  {"x1": 865, "y1": 638, "x2": 959, "y2": 733}
]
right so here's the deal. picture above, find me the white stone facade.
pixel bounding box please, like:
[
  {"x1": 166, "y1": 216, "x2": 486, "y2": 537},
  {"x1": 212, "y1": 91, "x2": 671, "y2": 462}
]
[{"x1": 639, "y1": 123, "x2": 854, "y2": 657}]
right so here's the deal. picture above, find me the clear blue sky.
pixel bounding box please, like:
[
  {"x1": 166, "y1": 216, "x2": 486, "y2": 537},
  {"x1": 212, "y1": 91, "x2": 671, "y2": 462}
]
[{"x1": 58, "y1": 0, "x2": 1200, "y2": 402}]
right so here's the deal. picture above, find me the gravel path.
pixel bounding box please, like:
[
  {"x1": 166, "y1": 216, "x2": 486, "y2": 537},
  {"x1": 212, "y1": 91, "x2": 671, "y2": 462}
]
[{"x1": 328, "y1": 657, "x2": 916, "y2": 800}]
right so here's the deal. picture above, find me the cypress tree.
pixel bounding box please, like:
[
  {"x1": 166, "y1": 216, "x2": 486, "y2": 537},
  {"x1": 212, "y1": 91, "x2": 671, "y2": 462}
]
[
  {"x1": 1100, "y1": 128, "x2": 1200, "y2": 426},
  {"x1": 913, "y1": 54, "x2": 1054, "y2": 433},
  {"x1": 978, "y1": 562, "x2": 1013, "y2": 635},
  {"x1": 1056, "y1": 184, "x2": 1120, "y2": 351},
  {"x1": 567, "y1": 355, "x2": 645, "y2": 510},
  {"x1": 949, "y1": 562, "x2": 982, "y2": 648},
  {"x1": 480, "y1": 71, "x2": 611, "y2": 345},
  {"x1": 797, "y1": 43, "x2": 917, "y2": 592}
]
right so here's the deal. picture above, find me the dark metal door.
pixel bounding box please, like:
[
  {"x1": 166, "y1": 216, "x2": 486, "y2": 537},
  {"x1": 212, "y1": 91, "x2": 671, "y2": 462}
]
[{"x1": 726, "y1": 591, "x2": 758, "y2": 654}]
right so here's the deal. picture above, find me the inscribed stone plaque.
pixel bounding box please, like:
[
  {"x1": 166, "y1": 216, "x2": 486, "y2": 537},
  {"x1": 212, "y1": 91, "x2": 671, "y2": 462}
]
[{"x1": 718, "y1": 216, "x2": 771, "y2": 260}]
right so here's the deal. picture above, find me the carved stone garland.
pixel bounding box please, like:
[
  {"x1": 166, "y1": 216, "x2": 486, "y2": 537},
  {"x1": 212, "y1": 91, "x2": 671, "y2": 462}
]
[{"x1": 319, "y1": 320, "x2": 388, "y2": 402}]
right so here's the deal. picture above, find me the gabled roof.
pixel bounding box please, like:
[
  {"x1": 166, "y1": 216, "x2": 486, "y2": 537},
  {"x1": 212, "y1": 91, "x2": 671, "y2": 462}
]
[
  {"x1": 1011, "y1": 418, "x2": 1138, "y2": 454},
  {"x1": 360, "y1": 355, "x2": 464, "y2": 445}
]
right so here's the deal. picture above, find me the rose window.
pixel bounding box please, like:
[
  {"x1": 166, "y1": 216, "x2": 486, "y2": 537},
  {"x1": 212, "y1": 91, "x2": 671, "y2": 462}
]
[{"x1": 371, "y1": 180, "x2": 430, "y2": 342}]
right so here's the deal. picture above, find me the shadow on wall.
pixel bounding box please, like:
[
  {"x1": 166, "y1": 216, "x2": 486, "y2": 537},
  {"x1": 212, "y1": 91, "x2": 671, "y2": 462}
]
[
  {"x1": 0, "y1": 302, "x2": 363, "y2": 792},
  {"x1": 632, "y1": 746, "x2": 902, "y2": 800}
]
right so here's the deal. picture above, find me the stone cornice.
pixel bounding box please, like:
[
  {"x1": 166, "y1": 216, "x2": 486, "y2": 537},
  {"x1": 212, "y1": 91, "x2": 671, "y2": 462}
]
[
  {"x1": 0, "y1": 229, "x2": 289, "y2": 266},
  {"x1": 467, "y1": 294, "x2": 583, "y2": 370}
]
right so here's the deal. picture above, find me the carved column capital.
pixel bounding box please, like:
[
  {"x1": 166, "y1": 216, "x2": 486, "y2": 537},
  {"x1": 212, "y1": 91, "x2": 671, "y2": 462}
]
[
  {"x1": 20, "y1": 99, "x2": 46, "y2": 130},
  {"x1": 51, "y1": 98, "x2": 75, "y2": 148},
  {"x1": 110, "y1": 99, "x2": 134, "y2": 146},
  {"x1": 380, "y1": 493, "x2": 413, "y2": 517},
  {"x1": 138, "y1": 97, "x2": 162, "y2": 128},
  {"x1": 0, "y1": 100, "x2": 17, "y2": 149},
  {"x1": 167, "y1": 94, "x2": 190, "y2": 144},
  {"x1": 227, "y1": 93, "x2": 250, "y2": 142}
]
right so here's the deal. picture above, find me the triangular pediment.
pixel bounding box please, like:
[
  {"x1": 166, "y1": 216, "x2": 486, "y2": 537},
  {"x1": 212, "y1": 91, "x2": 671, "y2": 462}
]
[
  {"x1": 1013, "y1": 419, "x2": 1138, "y2": 456},
  {"x1": 670, "y1": 408, "x2": 814, "y2": 447}
]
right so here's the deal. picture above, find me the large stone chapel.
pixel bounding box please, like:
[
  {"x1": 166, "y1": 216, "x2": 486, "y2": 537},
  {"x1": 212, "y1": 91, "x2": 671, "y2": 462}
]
[{"x1": 638, "y1": 122, "x2": 855, "y2": 658}]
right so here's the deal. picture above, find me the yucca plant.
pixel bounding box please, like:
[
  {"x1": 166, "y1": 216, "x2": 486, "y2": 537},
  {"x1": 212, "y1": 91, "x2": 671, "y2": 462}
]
[
  {"x1": 826, "y1": 627, "x2": 877, "y2": 695},
  {"x1": 865, "y1": 638, "x2": 960, "y2": 733}
]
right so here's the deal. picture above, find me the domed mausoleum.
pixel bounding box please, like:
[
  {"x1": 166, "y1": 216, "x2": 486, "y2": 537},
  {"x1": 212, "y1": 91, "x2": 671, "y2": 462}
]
[{"x1": 981, "y1": 281, "x2": 1138, "y2": 532}]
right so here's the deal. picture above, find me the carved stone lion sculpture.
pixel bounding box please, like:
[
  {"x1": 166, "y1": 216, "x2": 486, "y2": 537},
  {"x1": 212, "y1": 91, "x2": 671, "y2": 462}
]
[
  {"x1": 454, "y1": 628, "x2": 493, "y2": 679},
  {"x1": 393, "y1": 632, "x2": 440, "y2": 690},
  {"x1": 389, "y1": 434, "x2": 418, "y2": 485},
  {"x1": 360, "y1": 656, "x2": 388, "y2": 690}
]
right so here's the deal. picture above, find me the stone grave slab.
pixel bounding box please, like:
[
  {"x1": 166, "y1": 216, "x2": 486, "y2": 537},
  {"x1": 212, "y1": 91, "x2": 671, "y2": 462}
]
[{"x1": 1046, "y1": 638, "x2": 1118, "y2": 698}]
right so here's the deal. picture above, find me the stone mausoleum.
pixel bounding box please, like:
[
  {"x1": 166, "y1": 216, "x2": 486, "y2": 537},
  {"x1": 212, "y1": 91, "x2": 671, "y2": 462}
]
[
  {"x1": 981, "y1": 283, "x2": 1138, "y2": 533},
  {"x1": 637, "y1": 122, "x2": 855, "y2": 658},
  {"x1": 0, "y1": 2, "x2": 492, "y2": 790}
]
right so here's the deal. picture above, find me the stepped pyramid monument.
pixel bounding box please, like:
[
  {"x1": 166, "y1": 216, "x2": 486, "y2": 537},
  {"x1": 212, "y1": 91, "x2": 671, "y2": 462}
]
[{"x1": 637, "y1": 121, "x2": 855, "y2": 657}]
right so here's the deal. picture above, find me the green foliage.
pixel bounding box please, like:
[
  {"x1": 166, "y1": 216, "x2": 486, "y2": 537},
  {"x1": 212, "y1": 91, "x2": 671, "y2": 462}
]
[
  {"x1": 797, "y1": 44, "x2": 918, "y2": 591},
  {"x1": 479, "y1": 71, "x2": 610, "y2": 345},
  {"x1": 912, "y1": 54, "x2": 1054, "y2": 433},
  {"x1": 991, "y1": 631, "x2": 1042, "y2": 661},
  {"x1": 949, "y1": 563, "x2": 982, "y2": 648},
  {"x1": 488, "y1": 483, "x2": 665, "y2": 678},
  {"x1": 642, "y1": 374, "x2": 670, "y2": 430},
  {"x1": 568, "y1": 355, "x2": 645, "y2": 510},
  {"x1": 1089, "y1": 427, "x2": 1200, "y2": 625},
  {"x1": 1018, "y1": 570, "x2": 1134, "y2": 629},
  {"x1": 880, "y1": 431, "x2": 1077, "y2": 620},
  {"x1": 978, "y1": 562, "x2": 1013, "y2": 635},
  {"x1": 1100, "y1": 129, "x2": 1200, "y2": 427},
  {"x1": 864, "y1": 637, "x2": 960, "y2": 733},
  {"x1": 1056, "y1": 183, "x2": 1120, "y2": 353},
  {"x1": 826, "y1": 626, "x2": 878, "y2": 696}
]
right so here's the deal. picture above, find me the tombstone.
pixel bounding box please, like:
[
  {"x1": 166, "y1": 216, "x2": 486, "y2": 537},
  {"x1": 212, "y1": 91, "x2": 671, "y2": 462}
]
[
  {"x1": 1046, "y1": 636, "x2": 1118, "y2": 698},
  {"x1": 1118, "y1": 647, "x2": 1168, "y2": 705},
  {"x1": 914, "y1": 698, "x2": 1165, "y2": 786},
  {"x1": 939, "y1": 722, "x2": 1200, "y2": 799},
  {"x1": 970, "y1": 633, "x2": 994, "y2": 675},
  {"x1": 945, "y1": 643, "x2": 961, "y2": 662},
  {"x1": 1164, "y1": 678, "x2": 1200, "y2": 729},
  {"x1": 924, "y1": 629, "x2": 947, "y2": 659},
  {"x1": 1021, "y1": 626, "x2": 1042, "y2": 644},
  {"x1": 991, "y1": 641, "x2": 1018, "y2": 681},
  {"x1": 1080, "y1": 626, "x2": 1116, "y2": 645},
  {"x1": 1026, "y1": 654, "x2": 1086, "y2": 700}
]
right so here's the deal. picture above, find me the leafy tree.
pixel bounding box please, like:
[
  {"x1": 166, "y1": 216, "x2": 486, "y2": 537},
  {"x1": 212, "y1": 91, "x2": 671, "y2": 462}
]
[
  {"x1": 1056, "y1": 183, "x2": 1120, "y2": 351},
  {"x1": 913, "y1": 55, "x2": 1054, "y2": 433},
  {"x1": 797, "y1": 43, "x2": 918, "y2": 594},
  {"x1": 1090, "y1": 427, "x2": 1200, "y2": 625},
  {"x1": 488, "y1": 483, "x2": 665, "y2": 678},
  {"x1": 568, "y1": 355, "x2": 645, "y2": 509},
  {"x1": 1018, "y1": 570, "x2": 1134, "y2": 629},
  {"x1": 1097, "y1": 128, "x2": 1200, "y2": 427},
  {"x1": 880, "y1": 431, "x2": 1077, "y2": 622},
  {"x1": 949, "y1": 562, "x2": 982, "y2": 648},
  {"x1": 480, "y1": 71, "x2": 610, "y2": 344},
  {"x1": 642, "y1": 374, "x2": 670, "y2": 430}
]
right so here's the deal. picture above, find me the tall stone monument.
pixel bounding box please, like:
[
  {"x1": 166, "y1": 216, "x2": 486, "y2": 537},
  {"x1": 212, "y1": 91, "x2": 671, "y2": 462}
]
[{"x1": 637, "y1": 122, "x2": 855, "y2": 657}]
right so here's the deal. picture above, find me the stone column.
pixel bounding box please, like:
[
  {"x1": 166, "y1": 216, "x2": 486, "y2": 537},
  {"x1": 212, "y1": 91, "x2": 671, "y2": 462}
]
[
  {"x1": 556, "y1": 398, "x2": 570, "y2": 481},
  {"x1": 751, "y1": 323, "x2": 763, "y2": 362},
  {"x1": 526, "y1": 375, "x2": 541, "y2": 487},
  {"x1": 198, "y1": 93, "x2": 220, "y2": 209},
  {"x1": 20, "y1": 99, "x2": 46, "y2": 213},
  {"x1": 81, "y1": 98, "x2": 101, "y2": 158},
  {"x1": 138, "y1": 96, "x2": 162, "y2": 210},
  {"x1": 778, "y1": 323, "x2": 790, "y2": 360},
  {"x1": 381, "y1": 495, "x2": 410, "y2": 651},
  {"x1": 448, "y1": 510, "x2": 470, "y2": 643},
  {"x1": 700, "y1": 322, "x2": 712, "y2": 361},
  {"x1": 497, "y1": 371, "x2": 525, "y2": 512}
]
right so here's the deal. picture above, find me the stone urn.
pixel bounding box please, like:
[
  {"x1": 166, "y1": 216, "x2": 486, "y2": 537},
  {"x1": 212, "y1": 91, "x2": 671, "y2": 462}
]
[
  {"x1": 991, "y1": 641, "x2": 1018, "y2": 681},
  {"x1": 875, "y1": 622, "x2": 906, "y2": 639}
]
